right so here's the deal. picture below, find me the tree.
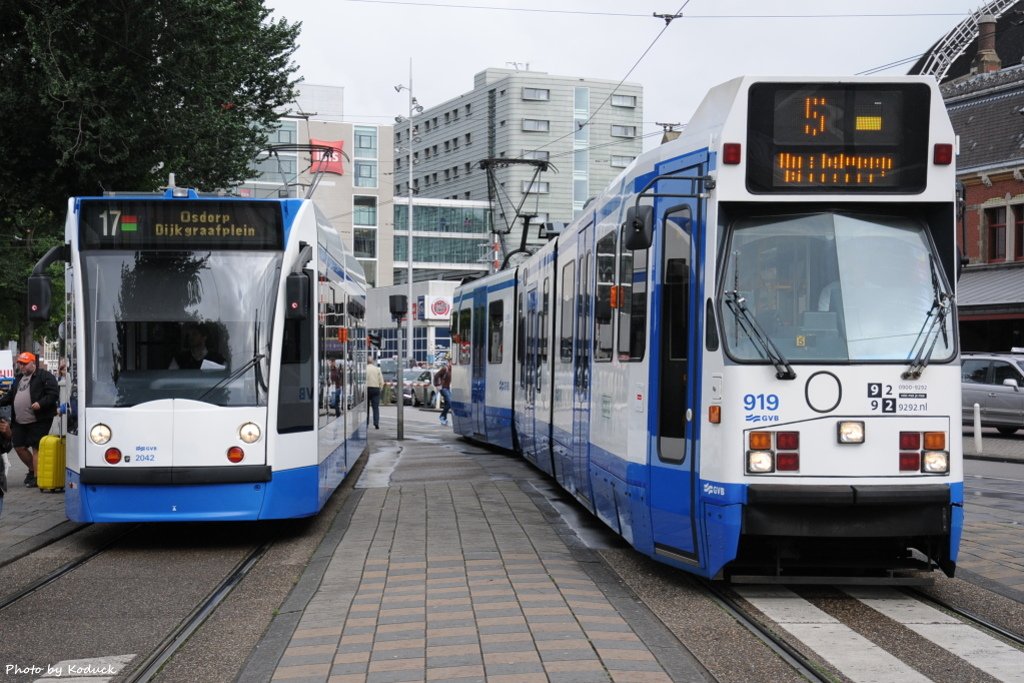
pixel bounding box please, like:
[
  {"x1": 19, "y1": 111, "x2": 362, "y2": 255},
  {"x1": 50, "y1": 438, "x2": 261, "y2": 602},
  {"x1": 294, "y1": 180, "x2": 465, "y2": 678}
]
[{"x1": 0, "y1": 0, "x2": 301, "y2": 346}]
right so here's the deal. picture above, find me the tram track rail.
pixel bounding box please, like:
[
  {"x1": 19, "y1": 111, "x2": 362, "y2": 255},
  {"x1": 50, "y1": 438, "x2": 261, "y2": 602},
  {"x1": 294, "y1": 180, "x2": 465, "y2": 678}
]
[
  {"x1": 699, "y1": 579, "x2": 833, "y2": 683},
  {"x1": 124, "y1": 540, "x2": 273, "y2": 683},
  {"x1": 0, "y1": 524, "x2": 141, "y2": 611}
]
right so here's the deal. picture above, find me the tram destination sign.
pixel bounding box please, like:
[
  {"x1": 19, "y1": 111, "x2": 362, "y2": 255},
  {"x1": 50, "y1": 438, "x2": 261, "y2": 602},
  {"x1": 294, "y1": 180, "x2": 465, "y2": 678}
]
[
  {"x1": 78, "y1": 199, "x2": 284, "y2": 250},
  {"x1": 746, "y1": 82, "x2": 931, "y2": 193}
]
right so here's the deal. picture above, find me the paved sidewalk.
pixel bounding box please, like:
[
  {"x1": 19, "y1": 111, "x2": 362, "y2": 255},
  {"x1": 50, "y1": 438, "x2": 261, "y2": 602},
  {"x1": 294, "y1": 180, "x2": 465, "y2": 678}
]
[
  {"x1": 242, "y1": 408, "x2": 705, "y2": 683},
  {"x1": 0, "y1": 456, "x2": 80, "y2": 565}
]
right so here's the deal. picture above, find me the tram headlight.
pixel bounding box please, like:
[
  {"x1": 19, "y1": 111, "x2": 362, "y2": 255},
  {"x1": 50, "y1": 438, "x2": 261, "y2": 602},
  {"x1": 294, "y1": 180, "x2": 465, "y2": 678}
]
[
  {"x1": 238, "y1": 422, "x2": 261, "y2": 444},
  {"x1": 837, "y1": 421, "x2": 865, "y2": 444},
  {"x1": 922, "y1": 451, "x2": 949, "y2": 474},
  {"x1": 90, "y1": 423, "x2": 112, "y2": 445},
  {"x1": 746, "y1": 451, "x2": 775, "y2": 474}
]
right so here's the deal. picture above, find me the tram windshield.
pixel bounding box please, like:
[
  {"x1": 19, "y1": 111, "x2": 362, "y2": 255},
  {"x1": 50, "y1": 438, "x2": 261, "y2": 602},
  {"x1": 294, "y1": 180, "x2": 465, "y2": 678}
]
[
  {"x1": 81, "y1": 250, "x2": 282, "y2": 407},
  {"x1": 719, "y1": 212, "x2": 955, "y2": 364}
]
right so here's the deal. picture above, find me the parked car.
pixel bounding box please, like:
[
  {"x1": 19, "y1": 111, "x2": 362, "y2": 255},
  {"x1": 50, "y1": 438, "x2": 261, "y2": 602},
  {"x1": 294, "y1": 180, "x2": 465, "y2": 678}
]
[
  {"x1": 401, "y1": 367, "x2": 439, "y2": 406},
  {"x1": 961, "y1": 352, "x2": 1024, "y2": 434}
]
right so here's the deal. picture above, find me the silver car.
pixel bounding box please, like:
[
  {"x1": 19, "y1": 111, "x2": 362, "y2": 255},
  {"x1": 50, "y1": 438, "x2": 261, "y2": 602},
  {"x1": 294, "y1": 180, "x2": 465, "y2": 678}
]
[{"x1": 961, "y1": 352, "x2": 1024, "y2": 434}]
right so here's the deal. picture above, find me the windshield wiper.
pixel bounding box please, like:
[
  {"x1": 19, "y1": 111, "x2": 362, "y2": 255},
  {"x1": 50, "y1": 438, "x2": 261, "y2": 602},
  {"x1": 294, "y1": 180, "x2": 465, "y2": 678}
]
[
  {"x1": 902, "y1": 255, "x2": 952, "y2": 380},
  {"x1": 723, "y1": 291, "x2": 796, "y2": 380},
  {"x1": 195, "y1": 352, "x2": 266, "y2": 402}
]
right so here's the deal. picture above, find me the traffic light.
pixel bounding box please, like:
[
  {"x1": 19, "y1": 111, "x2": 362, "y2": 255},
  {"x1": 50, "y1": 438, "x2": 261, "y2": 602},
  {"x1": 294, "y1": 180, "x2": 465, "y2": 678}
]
[{"x1": 368, "y1": 332, "x2": 381, "y2": 348}]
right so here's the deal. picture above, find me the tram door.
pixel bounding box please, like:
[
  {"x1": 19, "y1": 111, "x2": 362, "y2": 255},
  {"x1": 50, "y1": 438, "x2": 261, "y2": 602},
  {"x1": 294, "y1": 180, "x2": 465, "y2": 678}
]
[
  {"x1": 649, "y1": 162, "x2": 704, "y2": 563},
  {"x1": 520, "y1": 285, "x2": 539, "y2": 462},
  {"x1": 471, "y1": 287, "x2": 488, "y2": 437},
  {"x1": 572, "y1": 221, "x2": 595, "y2": 506}
]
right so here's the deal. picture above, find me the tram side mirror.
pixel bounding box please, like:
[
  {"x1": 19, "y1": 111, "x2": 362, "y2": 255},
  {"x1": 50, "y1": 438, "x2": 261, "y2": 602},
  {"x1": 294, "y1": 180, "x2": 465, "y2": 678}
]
[
  {"x1": 624, "y1": 205, "x2": 653, "y2": 250},
  {"x1": 27, "y1": 275, "x2": 52, "y2": 321},
  {"x1": 285, "y1": 272, "x2": 309, "y2": 320}
]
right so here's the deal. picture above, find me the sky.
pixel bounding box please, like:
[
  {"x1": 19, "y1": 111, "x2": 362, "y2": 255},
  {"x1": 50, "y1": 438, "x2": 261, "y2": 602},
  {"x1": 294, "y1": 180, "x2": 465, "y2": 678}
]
[{"x1": 266, "y1": 0, "x2": 989, "y2": 150}]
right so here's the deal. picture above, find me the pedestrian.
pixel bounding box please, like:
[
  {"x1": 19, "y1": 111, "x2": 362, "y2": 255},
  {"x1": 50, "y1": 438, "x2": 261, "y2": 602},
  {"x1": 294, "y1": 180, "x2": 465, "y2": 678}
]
[
  {"x1": 0, "y1": 417, "x2": 12, "y2": 516},
  {"x1": 366, "y1": 356, "x2": 384, "y2": 430},
  {"x1": 435, "y1": 359, "x2": 452, "y2": 426},
  {"x1": 0, "y1": 352, "x2": 60, "y2": 488}
]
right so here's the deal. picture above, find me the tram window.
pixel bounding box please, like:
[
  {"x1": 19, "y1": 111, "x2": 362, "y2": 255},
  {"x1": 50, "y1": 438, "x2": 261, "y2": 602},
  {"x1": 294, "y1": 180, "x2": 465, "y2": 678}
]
[
  {"x1": 617, "y1": 225, "x2": 647, "y2": 361},
  {"x1": 560, "y1": 261, "x2": 575, "y2": 363},
  {"x1": 488, "y1": 301, "x2": 504, "y2": 364},
  {"x1": 541, "y1": 277, "x2": 550, "y2": 363},
  {"x1": 595, "y1": 232, "x2": 616, "y2": 362},
  {"x1": 517, "y1": 291, "x2": 525, "y2": 368},
  {"x1": 457, "y1": 307, "x2": 471, "y2": 364}
]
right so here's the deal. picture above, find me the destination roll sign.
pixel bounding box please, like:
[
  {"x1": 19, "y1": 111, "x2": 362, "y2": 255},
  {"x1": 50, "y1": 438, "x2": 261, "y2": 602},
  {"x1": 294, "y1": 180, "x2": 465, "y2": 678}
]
[
  {"x1": 745, "y1": 82, "x2": 931, "y2": 193},
  {"x1": 78, "y1": 199, "x2": 284, "y2": 250}
]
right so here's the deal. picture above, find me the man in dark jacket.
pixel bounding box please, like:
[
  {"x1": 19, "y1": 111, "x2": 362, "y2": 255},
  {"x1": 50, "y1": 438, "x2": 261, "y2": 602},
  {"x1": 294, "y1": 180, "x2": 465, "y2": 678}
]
[{"x1": 0, "y1": 352, "x2": 59, "y2": 488}]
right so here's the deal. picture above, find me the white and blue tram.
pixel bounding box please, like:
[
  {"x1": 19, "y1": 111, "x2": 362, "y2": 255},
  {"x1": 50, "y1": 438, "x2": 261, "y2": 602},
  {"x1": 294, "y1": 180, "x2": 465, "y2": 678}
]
[
  {"x1": 28, "y1": 188, "x2": 368, "y2": 522},
  {"x1": 452, "y1": 76, "x2": 963, "y2": 579}
]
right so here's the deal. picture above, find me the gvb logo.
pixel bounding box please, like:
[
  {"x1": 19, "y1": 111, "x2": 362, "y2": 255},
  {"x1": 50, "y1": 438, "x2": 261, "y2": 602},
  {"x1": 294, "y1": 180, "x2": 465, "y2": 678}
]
[{"x1": 703, "y1": 482, "x2": 725, "y2": 497}]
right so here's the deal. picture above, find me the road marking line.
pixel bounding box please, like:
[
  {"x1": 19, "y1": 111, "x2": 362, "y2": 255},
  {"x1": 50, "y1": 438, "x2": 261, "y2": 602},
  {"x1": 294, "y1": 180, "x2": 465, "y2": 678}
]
[
  {"x1": 736, "y1": 586, "x2": 931, "y2": 683},
  {"x1": 846, "y1": 587, "x2": 1024, "y2": 682}
]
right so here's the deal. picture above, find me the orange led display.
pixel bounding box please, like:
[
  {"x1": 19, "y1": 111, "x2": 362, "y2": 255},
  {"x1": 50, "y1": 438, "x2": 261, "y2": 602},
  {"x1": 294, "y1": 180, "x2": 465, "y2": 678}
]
[{"x1": 746, "y1": 82, "x2": 931, "y2": 193}]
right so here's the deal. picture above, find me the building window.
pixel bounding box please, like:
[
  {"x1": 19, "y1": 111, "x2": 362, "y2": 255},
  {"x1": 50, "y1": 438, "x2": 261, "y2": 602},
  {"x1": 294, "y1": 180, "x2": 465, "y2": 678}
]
[
  {"x1": 610, "y1": 155, "x2": 635, "y2": 168},
  {"x1": 988, "y1": 206, "x2": 1007, "y2": 261},
  {"x1": 1015, "y1": 206, "x2": 1024, "y2": 259},
  {"x1": 465, "y1": 162, "x2": 472, "y2": 175},
  {"x1": 522, "y1": 87, "x2": 550, "y2": 101},
  {"x1": 445, "y1": 112, "x2": 450, "y2": 124},
  {"x1": 353, "y1": 196, "x2": 377, "y2": 226},
  {"x1": 354, "y1": 228, "x2": 376, "y2": 258},
  {"x1": 465, "y1": 103, "x2": 472, "y2": 116},
  {"x1": 444, "y1": 141, "x2": 450, "y2": 153},
  {"x1": 522, "y1": 181, "x2": 549, "y2": 194},
  {"x1": 611, "y1": 94, "x2": 637, "y2": 108},
  {"x1": 269, "y1": 121, "x2": 297, "y2": 144},
  {"x1": 354, "y1": 126, "x2": 377, "y2": 158},
  {"x1": 465, "y1": 132, "x2": 472, "y2": 145},
  {"x1": 611, "y1": 125, "x2": 637, "y2": 138},
  {"x1": 522, "y1": 118, "x2": 550, "y2": 132},
  {"x1": 354, "y1": 161, "x2": 377, "y2": 188},
  {"x1": 522, "y1": 150, "x2": 550, "y2": 161}
]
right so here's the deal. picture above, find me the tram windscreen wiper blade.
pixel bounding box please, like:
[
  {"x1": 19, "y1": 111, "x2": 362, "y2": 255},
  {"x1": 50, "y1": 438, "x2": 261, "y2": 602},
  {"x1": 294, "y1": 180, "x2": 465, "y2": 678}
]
[
  {"x1": 723, "y1": 291, "x2": 796, "y2": 380},
  {"x1": 195, "y1": 352, "x2": 267, "y2": 402},
  {"x1": 902, "y1": 255, "x2": 951, "y2": 380}
]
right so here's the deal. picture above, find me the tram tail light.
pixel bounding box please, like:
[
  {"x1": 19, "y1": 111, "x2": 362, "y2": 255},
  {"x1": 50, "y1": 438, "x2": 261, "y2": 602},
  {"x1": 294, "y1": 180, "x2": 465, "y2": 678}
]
[
  {"x1": 104, "y1": 448, "x2": 122, "y2": 464},
  {"x1": 933, "y1": 143, "x2": 953, "y2": 165},
  {"x1": 897, "y1": 431, "x2": 949, "y2": 474},
  {"x1": 899, "y1": 432, "x2": 921, "y2": 450},
  {"x1": 723, "y1": 142, "x2": 742, "y2": 165},
  {"x1": 746, "y1": 430, "x2": 801, "y2": 474},
  {"x1": 227, "y1": 446, "x2": 245, "y2": 463},
  {"x1": 776, "y1": 452, "x2": 799, "y2": 471},
  {"x1": 899, "y1": 452, "x2": 920, "y2": 471},
  {"x1": 708, "y1": 405, "x2": 721, "y2": 424}
]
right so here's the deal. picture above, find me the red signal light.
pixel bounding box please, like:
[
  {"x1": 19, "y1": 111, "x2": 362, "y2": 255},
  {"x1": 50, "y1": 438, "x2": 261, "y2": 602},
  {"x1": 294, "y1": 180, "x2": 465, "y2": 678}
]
[
  {"x1": 723, "y1": 143, "x2": 742, "y2": 165},
  {"x1": 776, "y1": 431, "x2": 799, "y2": 450},
  {"x1": 104, "y1": 448, "x2": 122, "y2": 464},
  {"x1": 899, "y1": 452, "x2": 920, "y2": 471},
  {"x1": 933, "y1": 143, "x2": 953, "y2": 165},
  {"x1": 899, "y1": 432, "x2": 921, "y2": 450},
  {"x1": 227, "y1": 446, "x2": 245, "y2": 463},
  {"x1": 776, "y1": 453, "x2": 799, "y2": 471}
]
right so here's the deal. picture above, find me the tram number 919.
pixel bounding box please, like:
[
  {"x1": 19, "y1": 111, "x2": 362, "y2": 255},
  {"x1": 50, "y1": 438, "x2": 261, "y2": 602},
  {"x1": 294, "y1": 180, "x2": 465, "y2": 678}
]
[{"x1": 743, "y1": 393, "x2": 779, "y2": 411}]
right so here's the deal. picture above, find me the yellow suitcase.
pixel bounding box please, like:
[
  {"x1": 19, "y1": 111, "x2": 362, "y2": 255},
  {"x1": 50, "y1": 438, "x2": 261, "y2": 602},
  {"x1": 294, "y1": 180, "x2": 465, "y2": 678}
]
[{"x1": 37, "y1": 434, "x2": 66, "y2": 492}]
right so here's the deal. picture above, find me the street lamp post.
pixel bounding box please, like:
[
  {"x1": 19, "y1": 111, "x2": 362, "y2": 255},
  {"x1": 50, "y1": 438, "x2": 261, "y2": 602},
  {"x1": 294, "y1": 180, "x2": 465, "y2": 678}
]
[{"x1": 395, "y1": 61, "x2": 421, "y2": 439}]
